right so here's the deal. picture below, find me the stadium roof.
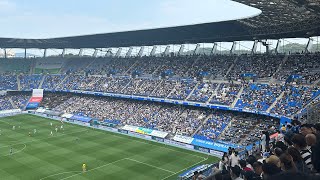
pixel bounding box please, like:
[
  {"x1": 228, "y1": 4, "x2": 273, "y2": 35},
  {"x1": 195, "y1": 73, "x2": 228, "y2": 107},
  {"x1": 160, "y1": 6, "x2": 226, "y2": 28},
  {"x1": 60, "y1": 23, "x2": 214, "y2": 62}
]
[{"x1": 1, "y1": 0, "x2": 320, "y2": 49}]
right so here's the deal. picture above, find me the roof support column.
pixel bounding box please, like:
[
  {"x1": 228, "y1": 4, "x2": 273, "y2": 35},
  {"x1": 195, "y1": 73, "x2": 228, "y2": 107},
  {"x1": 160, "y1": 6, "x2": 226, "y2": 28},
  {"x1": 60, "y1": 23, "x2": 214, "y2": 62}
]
[
  {"x1": 125, "y1": 47, "x2": 133, "y2": 57},
  {"x1": 105, "y1": 49, "x2": 112, "y2": 57},
  {"x1": 178, "y1": 44, "x2": 184, "y2": 56},
  {"x1": 193, "y1": 43, "x2": 200, "y2": 55},
  {"x1": 43, "y1": 49, "x2": 47, "y2": 58},
  {"x1": 62, "y1": 48, "x2": 66, "y2": 58},
  {"x1": 115, "y1": 48, "x2": 122, "y2": 57},
  {"x1": 275, "y1": 40, "x2": 281, "y2": 54},
  {"x1": 163, "y1": 46, "x2": 170, "y2": 56},
  {"x1": 266, "y1": 44, "x2": 270, "y2": 54},
  {"x1": 251, "y1": 40, "x2": 258, "y2": 55},
  {"x1": 305, "y1": 37, "x2": 314, "y2": 53},
  {"x1": 4, "y1": 49, "x2": 7, "y2": 59},
  {"x1": 150, "y1": 46, "x2": 157, "y2": 56},
  {"x1": 230, "y1": 41, "x2": 237, "y2": 54},
  {"x1": 93, "y1": 49, "x2": 98, "y2": 57},
  {"x1": 24, "y1": 48, "x2": 27, "y2": 59},
  {"x1": 211, "y1": 43, "x2": 217, "y2": 55},
  {"x1": 137, "y1": 46, "x2": 144, "y2": 57},
  {"x1": 78, "y1": 49, "x2": 83, "y2": 56}
]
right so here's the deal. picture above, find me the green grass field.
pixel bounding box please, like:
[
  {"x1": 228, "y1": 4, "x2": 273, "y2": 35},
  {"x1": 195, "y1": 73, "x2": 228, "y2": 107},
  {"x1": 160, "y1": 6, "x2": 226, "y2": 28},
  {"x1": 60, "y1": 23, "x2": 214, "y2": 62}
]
[{"x1": 0, "y1": 114, "x2": 218, "y2": 180}]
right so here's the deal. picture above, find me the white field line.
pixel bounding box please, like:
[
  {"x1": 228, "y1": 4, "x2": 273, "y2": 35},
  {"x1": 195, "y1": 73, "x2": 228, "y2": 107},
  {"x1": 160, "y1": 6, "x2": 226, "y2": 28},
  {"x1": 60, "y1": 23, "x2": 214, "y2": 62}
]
[
  {"x1": 0, "y1": 129, "x2": 88, "y2": 148},
  {"x1": 59, "y1": 158, "x2": 127, "y2": 180},
  {"x1": 1, "y1": 144, "x2": 27, "y2": 157},
  {"x1": 1, "y1": 116, "x2": 208, "y2": 160},
  {"x1": 160, "y1": 157, "x2": 209, "y2": 180},
  {"x1": 39, "y1": 171, "x2": 82, "y2": 180},
  {"x1": 110, "y1": 134, "x2": 207, "y2": 161},
  {"x1": 125, "y1": 158, "x2": 175, "y2": 174}
]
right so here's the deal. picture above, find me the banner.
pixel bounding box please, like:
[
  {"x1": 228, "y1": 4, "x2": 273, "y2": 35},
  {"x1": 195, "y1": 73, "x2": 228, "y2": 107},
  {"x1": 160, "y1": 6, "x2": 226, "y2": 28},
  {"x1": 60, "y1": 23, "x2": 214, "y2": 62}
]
[
  {"x1": 150, "y1": 130, "x2": 168, "y2": 138},
  {"x1": 0, "y1": 109, "x2": 21, "y2": 115},
  {"x1": 118, "y1": 129, "x2": 128, "y2": 134},
  {"x1": 173, "y1": 135, "x2": 194, "y2": 144},
  {"x1": 70, "y1": 115, "x2": 92, "y2": 122},
  {"x1": 194, "y1": 146, "x2": 210, "y2": 153},
  {"x1": 32, "y1": 89, "x2": 44, "y2": 97},
  {"x1": 122, "y1": 125, "x2": 168, "y2": 138},
  {"x1": 191, "y1": 139, "x2": 231, "y2": 152},
  {"x1": 122, "y1": 125, "x2": 138, "y2": 132},
  {"x1": 29, "y1": 97, "x2": 43, "y2": 103},
  {"x1": 152, "y1": 136, "x2": 164, "y2": 142},
  {"x1": 26, "y1": 102, "x2": 40, "y2": 109},
  {"x1": 61, "y1": 113, "x2": 73, "y2": 118}
]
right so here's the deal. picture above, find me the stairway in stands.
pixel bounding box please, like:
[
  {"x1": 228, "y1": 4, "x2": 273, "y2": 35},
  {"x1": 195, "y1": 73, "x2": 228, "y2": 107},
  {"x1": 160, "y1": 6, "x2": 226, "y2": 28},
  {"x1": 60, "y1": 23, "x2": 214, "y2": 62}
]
[
  {"x1": 8, "y1": 97, "x2": 17, "y2": 109},
  {"x1": 55, "y1": 75, "x2": 69, "y2": 90},
  {"x1": 266, "y1": 91, "x2": 285, "y2": 113},
  {"x1": 231, "y1": 85, "x2": 244, "y2": 108},
  {"x1": 125, "y1": 59, "x2": 139, "y2": 74},
  {"x1": 38, "y1": 75, "x2": 46, "y2": 89},
  {"x1": 191, "y1": 115, "x2": 211, "y2": 137},
  {"x1": 270, "y1": 54, "x2": 289, "y2": 83},
  {"x1": 223, "y1": 56, "x2": 239, "y2": 80},
  {"x1": 206, "y1": 82, "x2": 223, "y2": 104},
  {"x1": 185, "y1": 82, "x2": 200, "y2": 100},
  {"x1": 16, "y1": 75, "x2": 21, "y2": 90},
  {"x1": 312, "y1": 78, "x2": 320, "y2": 87}
]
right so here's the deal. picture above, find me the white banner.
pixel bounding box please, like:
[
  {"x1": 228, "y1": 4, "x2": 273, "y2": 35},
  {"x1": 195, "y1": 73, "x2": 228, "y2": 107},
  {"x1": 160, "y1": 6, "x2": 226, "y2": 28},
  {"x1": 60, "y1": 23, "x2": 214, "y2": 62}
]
[
  {"x1": 61, "y1": 113, "x2": 73, "y2": 118},
  {"x1": 150, "y1": 130, "x2": 168, "y2": 138},
  {"x1": 122, "y1": 125, "x2": 138, "y2": 132},
  {"x1": 173, "y1": 134, "x2": 194, "y2": 144},
  {"x1": 0, "y1": 109, "x2": 21, "y2": 115},
  {"x1": 32, "y1": 89, "x2": 43, "y2": 97}
]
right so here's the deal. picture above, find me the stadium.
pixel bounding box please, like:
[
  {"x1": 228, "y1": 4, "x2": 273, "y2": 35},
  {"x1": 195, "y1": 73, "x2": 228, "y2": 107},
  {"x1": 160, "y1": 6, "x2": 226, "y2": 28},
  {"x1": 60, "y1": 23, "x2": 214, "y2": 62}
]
[{"x1": 0, "y1": 0, "x2": 320, "y2": 179}]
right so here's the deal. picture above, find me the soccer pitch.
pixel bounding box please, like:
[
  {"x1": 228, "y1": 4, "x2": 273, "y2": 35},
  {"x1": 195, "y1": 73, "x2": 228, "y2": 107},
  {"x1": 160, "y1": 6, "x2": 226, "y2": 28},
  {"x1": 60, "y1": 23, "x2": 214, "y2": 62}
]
[{"x1": 0, "y1": 114, "x2": 218, "y2": 180}]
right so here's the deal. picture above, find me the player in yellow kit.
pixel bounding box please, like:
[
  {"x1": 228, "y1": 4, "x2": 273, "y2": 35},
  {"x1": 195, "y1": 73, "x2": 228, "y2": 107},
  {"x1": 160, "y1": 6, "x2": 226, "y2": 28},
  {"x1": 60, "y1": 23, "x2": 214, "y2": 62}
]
[{"x1": 82, "y1": 163, "x2": 86, "y2": 172}]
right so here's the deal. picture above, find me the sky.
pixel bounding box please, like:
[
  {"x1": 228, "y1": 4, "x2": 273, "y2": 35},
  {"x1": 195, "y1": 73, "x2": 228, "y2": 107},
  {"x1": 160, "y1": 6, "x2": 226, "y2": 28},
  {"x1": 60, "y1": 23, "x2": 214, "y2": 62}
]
[
  {"x1": 1, "y1": 0, "x2": 317, "y2": 56},
  {"x1": 0, "y1": 0, "x2": 261, "y2": 39}
]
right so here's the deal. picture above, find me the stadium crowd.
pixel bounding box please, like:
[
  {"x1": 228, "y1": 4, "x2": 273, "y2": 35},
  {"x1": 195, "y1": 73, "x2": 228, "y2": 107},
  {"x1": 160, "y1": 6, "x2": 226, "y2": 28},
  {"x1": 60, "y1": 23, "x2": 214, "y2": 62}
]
[
  {"x1": 38, "y1": 93, "x2": 279, "y2": 143},
  {"x1": 202, "y1": 121, "x2": 320, "y2": 180},
  {"x1": 0, "y1": 54, "x2": 319, "y2": 119}
]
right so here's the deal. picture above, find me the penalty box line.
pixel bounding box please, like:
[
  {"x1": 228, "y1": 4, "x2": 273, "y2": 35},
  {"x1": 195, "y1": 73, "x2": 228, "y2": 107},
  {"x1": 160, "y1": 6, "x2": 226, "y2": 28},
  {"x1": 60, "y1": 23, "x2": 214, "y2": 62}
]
[{"x1": 60, "y1": 157, "x2": 175, "y2": 180}]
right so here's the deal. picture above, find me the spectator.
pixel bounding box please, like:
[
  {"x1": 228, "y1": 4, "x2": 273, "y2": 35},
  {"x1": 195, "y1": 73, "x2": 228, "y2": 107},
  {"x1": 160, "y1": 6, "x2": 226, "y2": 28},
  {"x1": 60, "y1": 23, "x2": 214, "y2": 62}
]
[
  {"x1": 300, "y1": 124, "x2": 314, "y2": 137},
  {"x1": 252, "y1": 162, "x2": 263, "y2": 180},
  {"x1": 287, "y1": 146, "x2": 310, "y2": 173},
  {"x1": 291, "y1": 134, "x2": 314, "y2": 171},
  {"x1": 305, "y1": 134, "x2": 317, "y2": 147},
  {"x1": 230, "y1": 165, "x2": 243, "y2": 180},
  {"x1": 230, "y1": 151, "x2": 240, "y2": 168},
  {"x1": 279, "y1": 153, "x2": 296, "y2": 172},
  {"x1": 261, "y1": 163, "x2": 281, "y2": 179},
  {"x1": 261, "y1": 131, "x2": 267, "y2": 152},
  {"x1": 266, "y1": 155, "x2": 281, "y2": 168}
]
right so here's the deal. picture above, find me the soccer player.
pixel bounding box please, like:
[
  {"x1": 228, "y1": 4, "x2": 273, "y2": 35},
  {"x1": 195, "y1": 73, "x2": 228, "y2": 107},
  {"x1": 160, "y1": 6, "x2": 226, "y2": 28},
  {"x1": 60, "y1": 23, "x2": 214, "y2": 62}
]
[
  {"x1": 34, "y1": 129, "x2": 37, "y2": 134},
  {"x1": 29, "y1": 132, "x2": 31, "y2": 137},
  {"x1": 60, "y1": 125, "x2": 63, "y2": 130},
  {"x1": 10, "y1": 147, "x2": 13, "y2": 155},
  {"x1": 82, "y1": 163, "x2": 86, "y2": 172},
  {"x1": 0, "y1": 129, "x2": 1, "y2": 135},
  {"x1": 55, "y1": 126, "x2": 58, "y2": 133},
  {"x1": 50, "y1": 122, "x2": 53, "y2": 126},
  {"x1": 50, "y1": 131, "x2": 53, "y2": 136},
  {"x1": 12, "y1": 126, "x2": 15, "y2": 130}
]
